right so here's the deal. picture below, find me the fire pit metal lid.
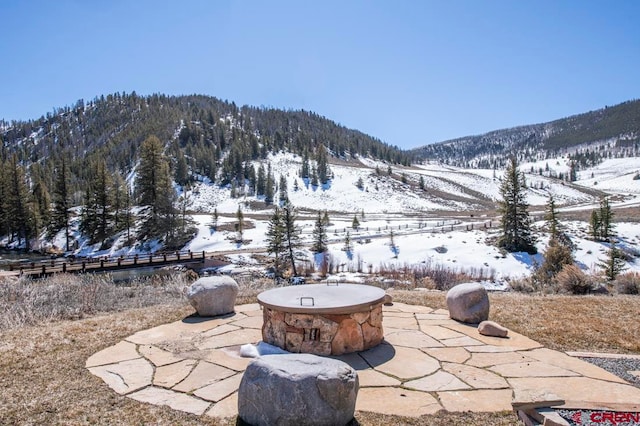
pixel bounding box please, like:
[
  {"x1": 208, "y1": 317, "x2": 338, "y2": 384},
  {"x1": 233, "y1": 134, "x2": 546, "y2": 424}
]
[{"x1": 257, "y1": 284, "x2": 386, "y2": 314}]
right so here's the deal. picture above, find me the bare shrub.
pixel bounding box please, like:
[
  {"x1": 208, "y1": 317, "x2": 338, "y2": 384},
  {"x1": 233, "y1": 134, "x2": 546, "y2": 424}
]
[
  {"x1": 507, "y1": 277, "x2": 538, "y2": 293},
  {"x1": 615, "y1": 272, "x2": 640, "y2": 295},
  {"x1": 0, "y1": 273, "x2": 189, "y2": 330},
  {"x1": 555, "y1": 265, "x2": 593, "y2": 295}
]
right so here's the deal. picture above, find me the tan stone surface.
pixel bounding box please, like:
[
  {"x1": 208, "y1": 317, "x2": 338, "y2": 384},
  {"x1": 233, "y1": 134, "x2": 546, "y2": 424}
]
[
  {"x1": 139, "y1": 344, "x2": 183, "y2": 367},
  {"x1": 356, "y1": 387, "x2": 442, "y2": 417},
  {"x1": 444, "y1": 322, "x2": 542, "y2": 350},
  {"x1": 383, "y1": 329, "x2": 442, "y2": 348},
  {"x1": 442, "y1": 362, "x2": 509, "y2": 389},
  {"x1": 358, "y1": 369, "x2": 402, "y2": 387},
  {"x1": 88, "y1": 303, "x2": 640, "y2": 419},
  {"x1": 405, "y1": 371, "x2": 471, "y2": 391},
  {"x1": 234, "y1": 303, "x2": 261, "y2": 313},
  {"x1": 364, "y1": 346, "x2": 440, "y2": 380},
  {"x1": 566, "y1": 351, "x2": 640, "y2": 360},
  {"x1": 228, "y1": 315, "x2": 263, "y2": 329},
  {"x1": 194, "y1": 372, "x2": 243, "y2": 402},
  {"x1": 440, "y1": 335, "x2": 485, "y2": 347},
  {"x1": 423, "y1": 347, "x2": 470, "y2": 363},
  {"x1": 86, "y1": 341, "x2": 140, "y2": 367},
  {"x1": 197, "y1": 328, "x2": 262, "y2": 349},
  {"x1": 383, "y1": 315, "x2": 419, "y2": 329},
  {"x1": 420, "y1": 325, "x2": 465, "y2": 340},
  {"x1": 154, "y1": 359, "x2": 197, "y2": 388},
  {"x1": 203, "y1": 323, "x2": 241, "y2": 337},
  {"x1": 467, "y1": 351, "x2": 534, "y2": 368},
  {"x1": 416, "y1": 313, "x2": 450, "y2": 321},
  {"x1": 434, "y1": 308, "x2": 449, "y2": 315},
  {"x1": 466, "y1": 344, "x2": 523, "y2": 353},
  {"x1": 383, "y1": 311, "x2": 416, "y2": 318},
  {"x1": 438, "y1": 389, "x2": 514, "y2": 412},
  {"x1": 509, "y1": 377, "x2": 640, "y2": 411},
  {"x1": 489, "y1": 362, "x2": 580, "y2": 378},
  {"x1": 204, "y1": 348, "x2": 251, "y2": 371},
  {"x1": 523, "y1": 348, "x2": 628, "y2": 383},
  {"x1": 391, "y1": 302, "x2": 434, "y2": 313},
  {"x1": 128, "y1": 386, "x2": 210, "y2": 415},
  {"x1": 205, "y1": 392, "x2": 239, "y2": 418},
  {"x1": 88, "y1": 357, "x2": 153, "y2": 394},
  {"x1": 172, "y1": 361, "x2": 235, "y2": 392}
]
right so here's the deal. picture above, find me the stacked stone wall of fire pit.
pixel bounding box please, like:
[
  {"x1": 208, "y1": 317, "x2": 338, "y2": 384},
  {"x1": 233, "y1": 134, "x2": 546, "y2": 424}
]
[{"x1": 262, "y1": 304, "x2": 384, "y2": 356}]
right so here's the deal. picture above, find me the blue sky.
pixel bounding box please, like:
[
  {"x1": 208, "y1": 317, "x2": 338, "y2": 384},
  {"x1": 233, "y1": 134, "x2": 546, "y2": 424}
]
[{"x1": 1, "y1": 1, "x2": 639, "y2": 149}]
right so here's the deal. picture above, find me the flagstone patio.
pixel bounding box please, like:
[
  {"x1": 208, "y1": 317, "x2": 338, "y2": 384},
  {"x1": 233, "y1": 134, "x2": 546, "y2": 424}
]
[{"x1": 86, "y1": 302, "x2": 640, "y2": 420}]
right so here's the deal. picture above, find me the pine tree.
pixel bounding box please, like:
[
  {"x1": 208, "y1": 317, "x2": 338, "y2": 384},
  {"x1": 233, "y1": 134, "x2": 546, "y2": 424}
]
[
  {"x1": 266, "y1": 207, "x2": 285, "y2": 277},
  {"x1": 279, "y1": 174, "x2": 288, "y2": 204},
  {"x1": 265, "y1": 168, "x2": 274, "y2": 205},
  {"x1": 322, "y1": 210, "x2": 330, "y2": 226},
  {"x1": 235, "y1": 205, "x2": 244, "y2": 243},
  {"x1": 344, "y1": 231, "x2": 353, "y2": 254},
  {"x1": 49, "y1": 157, "x2": 73, "y2": 251},
  {"x1": 135, "y1": 135, "x2": 177, "y2": 238},
  {"x1": 81, "y1": 159, "x2": 114, "y2": 247},
  {"x1": 316, "y1": 145, "x2": 330, "y2": 184},
  {"x1": 210, "y1": 207, "x2": 219, "y2": 231},
  {"x1": 545, "y1": 194, "x2": 560, "y2": 239},
  {"x1": 5, "y1": 155, "x2": 35, "y2": 249},
  {"x1": 598, "y1": 242, "x2": 627, "y2": 281},
  {"x1": 598, "y1": 197, "x2": 615, "y2": 240},
  {"x1": 352, "y1": 215, "x2": 360, "y2": 229},
  {"x1": 282, "y1": 202, "x2": 302, "y2": 276},
  {"x1": 419, "y1": 176, "x2": 425, "y2": 190},
  {"x1": 497, "y1": 157, "x2": 536, "y2": 253},
  {"x1": 312, "y1": 212, "x2": 328, "y2": 253},
  {"x1": 256, "y1": 164, "x2": 266, "y2": 196},
  {"x1": 355, "y1": 176, "x2": 364, "y2": 190},
  {"x1": 590, "y1": 209, "x2": 602, "y2": 240},
  {"x1": 174, "y1": 149, "x2": 190, "y2": 186}
]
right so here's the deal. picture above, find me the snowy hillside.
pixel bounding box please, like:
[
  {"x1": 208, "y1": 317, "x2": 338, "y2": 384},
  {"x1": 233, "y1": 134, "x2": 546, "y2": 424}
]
[{"x1": 174, "y1": 153, "x2": 640, "y2": 284}]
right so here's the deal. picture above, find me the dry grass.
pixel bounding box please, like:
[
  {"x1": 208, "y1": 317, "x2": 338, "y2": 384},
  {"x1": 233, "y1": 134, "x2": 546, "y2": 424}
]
[
  {"x1": 392, "y1": 290, "x2": 640, "y2": 353},
  {"x1": 2, "y1": 280, "x2": 639, "y2": 425}
]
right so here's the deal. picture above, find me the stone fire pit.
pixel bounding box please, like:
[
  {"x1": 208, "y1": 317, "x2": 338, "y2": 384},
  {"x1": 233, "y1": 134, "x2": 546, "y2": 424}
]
[{"x1": 258, "y1": 284, "x2": 386, "y2": 356}]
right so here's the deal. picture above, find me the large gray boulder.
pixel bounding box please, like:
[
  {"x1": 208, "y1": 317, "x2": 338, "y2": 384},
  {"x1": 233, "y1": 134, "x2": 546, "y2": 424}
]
[
  {"x1": 186, "y1": 276, "x2": 238, "y2": 316},
  {"x1": 446, "y1": 283, "x2": 490, "y2": 324},
  {"x1": 238, "y1": 354, "x2": 358, "y2": 426}
]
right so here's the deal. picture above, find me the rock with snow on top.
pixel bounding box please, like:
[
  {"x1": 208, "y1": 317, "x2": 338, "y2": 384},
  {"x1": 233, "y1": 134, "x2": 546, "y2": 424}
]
[
  {"x1": 478, "y1": 320, "x2": 508, "y2": 338},
  {"x1": 186, "y1": 276, "x2": 238, "y2": 317},
  {"x1": 446, "y1": 283, "x2": 490, "y2": 324}
]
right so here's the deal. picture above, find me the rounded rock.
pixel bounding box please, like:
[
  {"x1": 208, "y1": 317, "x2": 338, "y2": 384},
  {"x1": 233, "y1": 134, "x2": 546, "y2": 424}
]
[
  {"x1": 238, "y1": 353, "x2": 359, "y2": 426},
  {"x1": 478, "y1": 320, "x2": 508, "y2": 337},
  {"x1": 186, "y1": 276, "x2": 238, "y2": 317},
  {"x1": 446, "y1": 283, "x2": 490, "y2": 324}
]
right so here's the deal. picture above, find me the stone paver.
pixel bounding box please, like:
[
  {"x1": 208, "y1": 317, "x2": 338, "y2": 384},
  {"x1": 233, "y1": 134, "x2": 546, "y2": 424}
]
[
  {"x1": 362, "y1": 345, "x2": 440, "y2": 380},
  {"x1": 86, "y1": 341, "x2": 140, "y2": 367},
  {"x1": 356, "y1": 387, "x2": 442, "y2": 417},
  {"x1": 442, "y1": 362, "x2": 509, "y2": 389},
  {"x1": 87, "y1": 301, "x2": 640, "y2": 421},
  {"x1": 172, "y1": 361, "x2": 235, "y2": 392},
  {"x1": 153, "y1": 359, "x2": 197, "y2": 388},
  {"x1": 438, "y1": 389, "x2": 514, "y2": 412},
  {"x1": 129, "y1": 386, "x2": 210, "y2": 415},
  {"x1": 405, "y1": 371, "x2": 471, "y2": 391},
  {"x1": 88, "y1": 357, "x2": 153, "y2": 394},
  {"x1": 423, "y1": 347, "x2": 470, "y2": 363}
]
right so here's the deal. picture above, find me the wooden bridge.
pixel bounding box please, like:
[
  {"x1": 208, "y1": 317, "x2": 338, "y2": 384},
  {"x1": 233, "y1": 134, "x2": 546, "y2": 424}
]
[{"x1": 5, "y1": 250, "x2": 208, "y2": 278}]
